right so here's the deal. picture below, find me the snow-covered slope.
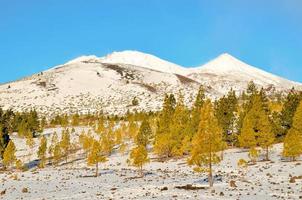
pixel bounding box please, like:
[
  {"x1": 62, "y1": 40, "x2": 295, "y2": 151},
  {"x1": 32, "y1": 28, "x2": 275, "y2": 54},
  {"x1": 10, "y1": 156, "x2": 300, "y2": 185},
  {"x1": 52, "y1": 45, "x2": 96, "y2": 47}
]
[
  {"x1": 187, "y1": 53, "x2": 301, "y2": 96},
  {"x1": 0, "y1": 56, "x2": 199, "y2": 115},
  {"x1": 100, "y1": 51, "x2": 188, "y2": 75},
  {"x1": 0, "y1": 51, "x2": 300, "y2": 115}
]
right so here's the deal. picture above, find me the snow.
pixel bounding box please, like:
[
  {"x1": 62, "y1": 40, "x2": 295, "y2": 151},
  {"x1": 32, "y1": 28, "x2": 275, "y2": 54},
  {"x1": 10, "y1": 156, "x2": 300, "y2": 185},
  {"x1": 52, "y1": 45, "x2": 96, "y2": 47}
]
[
  {"x1": 0, "y1": 51, "x2": 300, "y2": 116},
  {"x1": 100, "y1": 50, "x2": 188, "y2": 75},
  {"x1": 1, "y1": 128, "x2": 302, "y2": 200}
]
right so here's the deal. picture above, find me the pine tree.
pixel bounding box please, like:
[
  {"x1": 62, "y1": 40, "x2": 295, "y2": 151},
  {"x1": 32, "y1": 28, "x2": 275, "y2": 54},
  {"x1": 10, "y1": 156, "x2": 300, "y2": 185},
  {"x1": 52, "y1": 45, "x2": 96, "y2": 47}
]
[
  {"x1": 2, "y1": 140, "x2": 16, "y2": 169},
  {"x1": 0, "y1": 130, "x2": 10, "y2": 158},
  {"x1": 26, "y1": 133, "x2": 35, "y2": 162},
  {"x1": 87, "y1": 139, "x2": 107, "y2": 177},
  {"x1": 37, "y1": 136, "x2": 47, "y2": 168},
  {"x1": 48, "y1": 131, "x2": 58, "y2": 165},
  {"x1": 95, "y1": 117, "x2": 105, "y2": 135},
  {"x1": 114, "y1": 127, "x2": 123, "y2": 147},
  {"x1": 188, "y1": 100, "x2": 225, "y2": 187},
  {"x1": 136, "y1": 119, "x2": 152, "y2": 147},
  {"x1": 41, "y1": 116, "x2": 47, "y2": 130},
  {"x1": 257, "y1": 111, "x2": 274, "y2": 161},
  {"x1": 53, "y1": 143, "x2": 62, "y2": 166},
  {"x1": 154, "y1": 94, "x2": 176, "y2": 158},
  {"x1": 237, "y1": 81, "x2": 259, "y2": 135},
  {"x1": 60, "y1": 129, "x2": 71, "y2": 163},
  {"x1": 128, "y1": 117, "x2": 139, "y2": 140},
  {"x1": 71, "y1": 113, "x2": 80, "y2": 126},
  {"x1": 79, "y1": 130, "x2": 92, "y2": 155},
  {"x1": 239, "y1": 93, "x2": 274, "y2": 161},
  {"x1": 283, "y1": 100, "x2": 302, "y2": 161},
  {"x1": 279, "y1": 89, "x2": 302, "y2": 138},
  {"x1": 189, "y1": 86, "x2": 205, "y2": 138},
  {"x1": 214, "y1": 89, "x2": 238, "y2": 146},
  {"x1": 248, "y1": 147, "x2": 259, "y2": 164},
  {"x1": 16, "y1": 159, "x2": 24, "y2": 171},
  {"x1": 169, "y1": 93, "x2": 190, "y2": 156},
  {"x1": 101, "y1": 123, "x2": 115, "y2": 155},
  {"x1": 238, "y1": 112, "x2": 257, "y2": 149},
  {"x1": 128, "y1": 145, "x2": 149, "y2": 177}
]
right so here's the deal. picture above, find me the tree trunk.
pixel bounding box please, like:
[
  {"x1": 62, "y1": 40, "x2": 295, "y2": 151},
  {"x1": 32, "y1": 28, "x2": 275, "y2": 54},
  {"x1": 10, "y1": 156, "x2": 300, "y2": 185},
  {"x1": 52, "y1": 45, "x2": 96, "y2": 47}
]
[
  {"x1": 266, "y1": 146, "x2": 269, "y2": 161},
  {"x1": 140, "y1": 165, "x2": 143, "y2": 177},
  {"x1": 209, "y1": 154, "x2": 213, "y2": 187},
  {"x1": 95, "y1": 162, "x2": 99, "y2": 177}
]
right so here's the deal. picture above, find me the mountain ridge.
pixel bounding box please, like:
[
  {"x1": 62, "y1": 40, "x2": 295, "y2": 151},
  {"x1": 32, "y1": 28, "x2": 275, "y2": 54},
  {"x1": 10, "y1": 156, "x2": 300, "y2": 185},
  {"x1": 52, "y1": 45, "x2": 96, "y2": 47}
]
[{"x1": 0, "y1": 50, "x2": 300, "y2": 115}]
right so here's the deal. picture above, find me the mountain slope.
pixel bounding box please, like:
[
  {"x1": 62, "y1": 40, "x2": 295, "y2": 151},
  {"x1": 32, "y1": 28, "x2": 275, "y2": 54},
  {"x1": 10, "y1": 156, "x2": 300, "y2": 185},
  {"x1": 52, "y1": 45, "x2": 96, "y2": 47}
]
[
  {"x1": 0, "y1": 51, "x2": 300, "y2": 115},
  {"x1": 100, "y1": 50, "x2": 188, "y2": 75},
  {"x1": 0, "y1": 57, "x2": 199, "y2": 115},
  {"x1": 187, "y1": 53, "x2": 301, "y2": 95}
]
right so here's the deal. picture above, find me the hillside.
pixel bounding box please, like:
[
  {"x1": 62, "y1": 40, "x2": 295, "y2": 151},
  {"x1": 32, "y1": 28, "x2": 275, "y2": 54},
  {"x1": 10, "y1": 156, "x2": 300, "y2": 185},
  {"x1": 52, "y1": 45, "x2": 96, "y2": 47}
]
[{"x1": 0, "y1": 51, "x2": 300, "y2": 115}]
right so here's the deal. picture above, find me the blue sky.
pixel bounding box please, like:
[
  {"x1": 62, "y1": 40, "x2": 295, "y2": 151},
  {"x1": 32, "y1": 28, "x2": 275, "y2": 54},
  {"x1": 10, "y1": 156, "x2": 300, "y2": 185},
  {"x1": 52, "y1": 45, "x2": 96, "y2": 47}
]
[{"x1": 0, "y1": 0, "x2": 301, "y2": 83}]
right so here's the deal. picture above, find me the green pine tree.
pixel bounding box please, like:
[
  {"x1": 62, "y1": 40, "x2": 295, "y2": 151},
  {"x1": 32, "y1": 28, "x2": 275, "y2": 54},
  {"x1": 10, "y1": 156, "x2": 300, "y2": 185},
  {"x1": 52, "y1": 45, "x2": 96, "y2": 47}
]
[
  {"x1": 37, "y1": 136, "x2": 47, "y2": 168},
  {"x1": 283, "y1": 100, "x2": 302, "y2": 161},
  {"x1": 188, "y1": 100, "x2": 225, "y2": 187}
]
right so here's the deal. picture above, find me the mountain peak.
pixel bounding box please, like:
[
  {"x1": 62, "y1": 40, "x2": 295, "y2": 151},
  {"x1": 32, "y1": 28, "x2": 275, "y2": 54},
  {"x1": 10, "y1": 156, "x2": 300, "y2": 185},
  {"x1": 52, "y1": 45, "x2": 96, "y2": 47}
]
[
  {"x1": 100, "y1": 50, "x2": 187, "y2": 74},
  {"x1": 199, "y1": 53, "x2": 252, "y2": 73}
]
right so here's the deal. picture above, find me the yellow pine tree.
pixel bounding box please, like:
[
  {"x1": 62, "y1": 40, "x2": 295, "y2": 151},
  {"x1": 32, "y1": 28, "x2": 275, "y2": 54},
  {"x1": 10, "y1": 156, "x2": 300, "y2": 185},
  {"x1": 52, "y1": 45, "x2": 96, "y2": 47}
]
[
  {"x1": 248, "y1": 147, "x2": 259, "y2": 164},
  {"x1": 283, "y1": 100, "x2": 302, "y2": 161},
  {"x1": 135, "y1": 119, "x2": 152, "y2": 148},
  {"x1": 154, "y1": 94, "x2": 176, "y2": 158},
  {"x1": 25, "y1": 133, "x2": 35, "y2": 163},
  {"x1": 79, "y1": 130, "x2": 92, "y2": 155},
  {"x1": 128, "y1": 145, "x2": 149, "y2": 177},
  {"x1": 101, "y1": 124, "x2": 115, "y2": 155},
  {"x1": 188, "y1": 100, "x2": 225, "y2": 187},
  {"x1": 238, "y1": 111, "x2": 257, "y2": 149},
  {"x1": 53, "y1": 143, "x2": 62, "y2": 166},
  {"x1": 87, "y1": 139, "x2": 107, "y2": 177},
  {"x1": 257, "y1": 111, "x2": 274, "y2": 161},
  {"x1": 16, "y1": 159, "x2": 24, "y2": 171},
  {"x1": 60, "y1": 129, "x2": 71, "y2": 164},
  {"x1": 3, "y1": 140, "x2": 17, "y2": 169},
  {"x1": 238, "y1": 95, "x2": 273, "y2": 162},
  {"x1": 37, "y1": 136, "x2": 47, "y2": 168},
  {"x1": 95, "y1": 118, "x2": 105, "y2": 135},
  {"x1": 128, "y1": 119, "x2": 139, "y2": 140},
  {"x1": 169, "y1": 93, "x2": 190, "y2": 157},
  {"x1": 48, "y1": 131, "x2": 58, "y2": 165}
]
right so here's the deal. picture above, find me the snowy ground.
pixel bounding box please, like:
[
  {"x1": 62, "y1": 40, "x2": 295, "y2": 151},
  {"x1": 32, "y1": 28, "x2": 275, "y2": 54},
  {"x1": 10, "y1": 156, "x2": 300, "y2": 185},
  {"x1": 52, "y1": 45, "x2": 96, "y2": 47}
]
[{"x1": 1, "y1": 127, "x2": 302, "y2": 200}]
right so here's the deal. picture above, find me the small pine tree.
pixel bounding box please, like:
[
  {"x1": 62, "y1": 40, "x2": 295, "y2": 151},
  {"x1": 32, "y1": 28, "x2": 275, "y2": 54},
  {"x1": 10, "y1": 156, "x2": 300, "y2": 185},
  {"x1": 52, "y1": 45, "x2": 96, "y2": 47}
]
[
  {"x1": 101, "y1": 124, "x2": 115, "y2": 155},
  {"x1": 26, "y1": 134, "x2": 35, "y2": 162},
  {"x1": 189, "y1": 86, "x2": 205, "y2": 138},
  {"x1": 128, "y1": 145, "x2": 149, "y2": 177},
  {"x1": 0, "y1": 130, "x2": 10, "y2": 159},
  {"x1": 37, "y1": 136, "x2": 47, "y2": 168},
  {"x1": 2, "y1": 140, "x2": 16, "y2": 169},
  {"x1": 136, "y1": 119, "x2": 152, "y2": 147},
  {"x1": 53, "y1": 143, "x2": 62, "y2": 166},
  {"x1": 154, "y1": 94, "x2": 176, "y2": 158},
  {"x1": 132, "y1": 97, "x2": 139, "y2": 106},
  {"x1": 188, "y1": 100, "x2": 225, "y2": 187},
  {"x1": 257, "y1": 111, "x2": 274, "y2": 161},
  {"x1": 16, "y1": 159, "x2": 24, "y2": 171},
  {"x1": 248, "y1": 147, "x2": 259, "y2": 164},
  {"x1": 283, "y1": 100, "x2": 302, "y2": 161},
  {"x1": 60, "y1": 129, "x2": 71, "y2": 163},
  {"x1": 48, "y1": 132, "x2": 58, "y2": 165},
  {"x1": 79, "y1": 130, "x2": 92, "y2": 155},
  {"x1": 87, "y1": 139, "x2": 107, "y2": 177}
]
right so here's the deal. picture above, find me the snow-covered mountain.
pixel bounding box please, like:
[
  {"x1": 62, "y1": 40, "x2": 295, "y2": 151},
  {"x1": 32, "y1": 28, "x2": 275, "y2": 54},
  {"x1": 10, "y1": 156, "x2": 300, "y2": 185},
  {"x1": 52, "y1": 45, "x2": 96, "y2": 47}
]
[
  {"x1": 187, "y1": 53, "x2": 301, "y2": 95},
  {"x1": 100, "y1": 51, "x2": 188, "y2": 75},
  {"x1": 0, "y1": 51, "x2": 300, "y2": 115}
]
